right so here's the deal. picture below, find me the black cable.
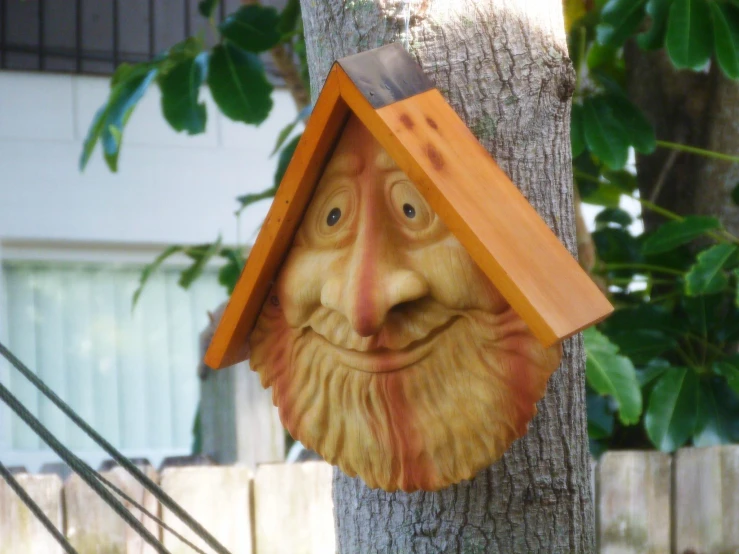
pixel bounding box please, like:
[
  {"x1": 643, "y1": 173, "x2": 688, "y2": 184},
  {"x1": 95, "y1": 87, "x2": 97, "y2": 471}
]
[
  {"x1": 0, "y1": 459, "x2": 78, "y2": 554},
  {"x1": 0, "y1": 381, "x2": 171, "y2": 554},
  {"x1": 93, "y1": 470, "x2": 212, "y2": 554},
  {"x1": 0, "y1": 342, "x2": 231, "y2": 554}
]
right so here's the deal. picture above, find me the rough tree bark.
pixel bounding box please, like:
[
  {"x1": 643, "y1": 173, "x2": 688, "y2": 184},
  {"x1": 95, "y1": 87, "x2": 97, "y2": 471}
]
[
  {"x1": 298, "y1": 1, "x2": 593, "y2": 552},
  {"x1": 626, "y1": 45, "x2": 739, "y2": 234}
]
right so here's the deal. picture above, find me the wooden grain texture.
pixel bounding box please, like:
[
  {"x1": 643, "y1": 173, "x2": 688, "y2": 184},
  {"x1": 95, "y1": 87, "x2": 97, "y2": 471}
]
[
  {"x1": 597, "y1": 451, "x2": 671, "y2": 554},
  {"x1": 336, "y1": 70, "x2": 612, "y2": 347},
  {"x1": 253, "y1": 462, "x2": 334, "y2": 554},
  {"x1": 0, "y1": 473, "x2": 63, "y2": 554},
  {"x1": 675, "y1": 445, "x2": 739, "y2": 554},
  {"x1": 64, "y1": 465, "x2": 159, "y2": 554},
  {"x1": 160, "y1": 465, "x2": 254, "y2": 554},
  {"x1": 204, "y1": 66, "x2": 349, "y2": 369}
]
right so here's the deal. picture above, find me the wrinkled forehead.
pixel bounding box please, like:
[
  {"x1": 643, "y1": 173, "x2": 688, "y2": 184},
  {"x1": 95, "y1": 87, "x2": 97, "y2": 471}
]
[{"x1": 322, "y1": 116, "x2": 400, "y2": 180}]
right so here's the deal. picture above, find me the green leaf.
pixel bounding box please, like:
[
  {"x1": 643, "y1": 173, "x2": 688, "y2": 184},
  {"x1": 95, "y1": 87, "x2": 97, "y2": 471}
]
[
  {"x1": 198, "y1": 0, "x2": 219, "y2": 18},
  {"x1": 597, "y1": 0, "x2": 647, "y2": 47},
  {"x1": 582, "y1": 96, "x2": 630, "y2": 170},
  {"x1": 735, "y1": 268, "x2": 739, "y2": 307},
  {"x1": 219, "y1": 5, "x2": 281, "y2": 53},
  {"x1": 714, "y1": 358, "x2": 739, "y2": 396},
  {"x1": 666, "y1": 0, "x2": 713, "y2": 70},
  {"x1": 218, "y1": 248, "x2": 246, "y2": 294},
  {"x1": 593, "y1": 228, "x2": 642, "y2": 264},
  {"x1": 606, "y1": 94, "x2": 656, "y2": 154},
  {"x1": 159, "y1": 53, "x2": 208, "y2": 134},
  {"x1": 580, "y1": 182, "x2": 623, "y2": 207},
  {"x1": 271, "y1": 106, "x2": 310, "y2": 158},
  {"x1": 694, "y1": 378, "x2": 734, "y2": 447},
  {"x1": 637, "y1": 359, "x2": 671, "y2": 387},
  {"x1": 710, "y1": 2, "x2": 739, "y2": 79},
  {"x1": 587, "y1": 390, "x2": 615, "y2": 439},
  {"x1": 609, "y1": 329, "x2": 677, "y2": 365},
  {"x1": 571, "y1": 103, "x2": 586, "y2": 158},
  {"x1": 638, "y1": 0, "x2": 672, "y2": 50},
  {"x1": 278, "y1": 0, "x2": 301, "y2": 36},
  {"x1": 732, "y1": 182, "x2": 739, "y2": 204},
  {"x1": 641, "y1": 216, "x2": 721, "y2": 255},
  {"x1": 133, "y1": 245, "x2": 184, "y2": 307},
  {"x1": 685, "y1": 243, "x2": 738, "y2": 296},
  {"x1": 595, "y1": 207, "x2": 633, "y2": 228},
  {"x1": 274, "y1": 133, "x2": 301, "y2": 187},
  {"x1": 80, "y1": 65, "x2": 158, "y2": 172},
  {"x1": 79, "y1": 105, "x2": 108, "y2": 171},
  {"x1": 208, "y1": 42, "x2": 273, "y2": 124},
  {"x1": 603, "y1": 169, "x2": 639, "y2": 193},
  {"x1": 237, "y1": 186, "x2": 278, "y2": 212},
  {"x1": 645, "y1": 367, "x2": 699, "y2": 451},
  {"x1": 180, "y1": 237, "x2": 222, "y2": 289},
  {"x1": 584, "y1": 328, "x2": 643, "y2": 425}
]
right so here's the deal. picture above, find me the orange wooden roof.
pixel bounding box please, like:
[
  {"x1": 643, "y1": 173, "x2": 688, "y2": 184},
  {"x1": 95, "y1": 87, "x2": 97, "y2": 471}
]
[{"x1": 205, "y1": 44, "x2": 613, "y2": 369}]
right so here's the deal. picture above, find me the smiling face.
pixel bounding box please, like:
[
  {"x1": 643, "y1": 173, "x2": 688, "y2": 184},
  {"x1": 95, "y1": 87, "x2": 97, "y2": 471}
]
[{"x1": 249, "y1": 115, "x2": 562, "y2": 492}]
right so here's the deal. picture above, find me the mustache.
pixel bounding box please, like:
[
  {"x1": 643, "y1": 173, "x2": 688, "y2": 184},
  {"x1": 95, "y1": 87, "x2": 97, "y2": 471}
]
[{"x1": 304, "y1": 298, "x2": 458, "y2": 352}]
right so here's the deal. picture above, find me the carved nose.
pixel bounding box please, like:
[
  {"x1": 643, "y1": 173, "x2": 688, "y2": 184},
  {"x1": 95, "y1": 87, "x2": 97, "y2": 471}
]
[{"x1": 320, "y1": 235, "x2": 429, "y2": 337}]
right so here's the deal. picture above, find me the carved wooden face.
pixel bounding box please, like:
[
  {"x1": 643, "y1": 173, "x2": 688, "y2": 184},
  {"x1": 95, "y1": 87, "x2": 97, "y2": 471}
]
[{"x1": 250, "y1": 115, "x2": 562, "y2": 492}]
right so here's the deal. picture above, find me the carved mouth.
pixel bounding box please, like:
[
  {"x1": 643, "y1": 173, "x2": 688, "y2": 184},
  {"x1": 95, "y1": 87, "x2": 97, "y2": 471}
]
[{"x1": 310, "y1": 317, "x2": 459, "y2": 373}]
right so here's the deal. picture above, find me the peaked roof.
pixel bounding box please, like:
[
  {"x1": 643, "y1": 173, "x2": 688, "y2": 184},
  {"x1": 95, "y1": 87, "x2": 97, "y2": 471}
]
[{"x1": 205, "y1": 43, "x2": 613, "y2": 369}]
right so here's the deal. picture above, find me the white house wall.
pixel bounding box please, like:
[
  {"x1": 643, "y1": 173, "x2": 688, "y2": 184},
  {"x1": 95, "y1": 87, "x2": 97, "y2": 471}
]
[{"x1": 0, "y1": 70, "x2": 297, "y2": 246}]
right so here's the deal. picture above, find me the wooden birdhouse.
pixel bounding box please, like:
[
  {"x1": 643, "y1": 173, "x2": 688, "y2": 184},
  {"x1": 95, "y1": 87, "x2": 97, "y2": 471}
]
[{"x1": 204, "y1": 44, "x2": 613, "y2": 492}]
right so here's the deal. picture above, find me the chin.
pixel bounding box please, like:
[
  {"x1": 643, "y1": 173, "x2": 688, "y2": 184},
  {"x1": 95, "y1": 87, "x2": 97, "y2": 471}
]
[{"x1": 250, "y1": 298, "x2": 562, "y2": 492}]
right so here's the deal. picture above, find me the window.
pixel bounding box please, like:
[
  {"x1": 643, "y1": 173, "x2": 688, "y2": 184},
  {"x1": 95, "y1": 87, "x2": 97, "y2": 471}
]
[{"x1": 0, "y1": 258, "x2": 226, "y2": 471}]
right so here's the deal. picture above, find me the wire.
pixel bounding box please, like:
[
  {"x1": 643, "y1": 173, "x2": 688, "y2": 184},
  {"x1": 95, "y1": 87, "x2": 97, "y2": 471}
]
[
  {"x1": 0, "y1": 459, "x2": 77, "y2": 554},
  {"x1": 0, "y1": 341, "x2": 231, "y2": 554}
]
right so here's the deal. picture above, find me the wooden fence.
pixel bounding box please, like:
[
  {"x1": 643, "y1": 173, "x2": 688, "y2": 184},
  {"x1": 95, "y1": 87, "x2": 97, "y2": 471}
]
[{"x1": 2, "y1": 446, "x2": 739, "y2": 553}]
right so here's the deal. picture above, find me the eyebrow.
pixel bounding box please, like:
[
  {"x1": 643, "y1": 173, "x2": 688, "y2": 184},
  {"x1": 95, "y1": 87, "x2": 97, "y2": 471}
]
[{"x1": 323, "y1": 152, "x2": 363, "y2": 178}]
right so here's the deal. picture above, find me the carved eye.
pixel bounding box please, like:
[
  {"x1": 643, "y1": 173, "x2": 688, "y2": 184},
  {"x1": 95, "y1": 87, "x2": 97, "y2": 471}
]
[
  {"x1": 389, "y1": 181, "x2": 433, "y2": 232},
  {"x1": 327, "y1": 207, "x2": 342, "y2": 226}
]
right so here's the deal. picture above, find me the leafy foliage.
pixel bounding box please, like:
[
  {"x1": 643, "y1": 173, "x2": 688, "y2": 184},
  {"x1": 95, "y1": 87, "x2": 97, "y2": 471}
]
[
  {"x1": 81, "y1": 2, "x2": 309, "y2": 299},
  {"x1": 570, "y1": 0, "x2": 739, "y2": 454}
]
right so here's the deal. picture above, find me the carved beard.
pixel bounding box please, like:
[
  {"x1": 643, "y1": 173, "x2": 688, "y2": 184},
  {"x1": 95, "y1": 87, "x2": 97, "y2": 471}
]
[{"x1": 250, "y1": 297, "x2": 561, "y2": 492}]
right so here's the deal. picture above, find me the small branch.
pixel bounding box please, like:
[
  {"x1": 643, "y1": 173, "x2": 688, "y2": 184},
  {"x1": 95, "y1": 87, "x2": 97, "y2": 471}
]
[
  {"x1": 648, "y1": 148, "x2": 680, "y2": 204},
  {"x1": 270, "y1": 44, "x2": 310, "y2": 111},
  {"x1": 657, "y1": 140, "x2": 739, "y2": 164}
]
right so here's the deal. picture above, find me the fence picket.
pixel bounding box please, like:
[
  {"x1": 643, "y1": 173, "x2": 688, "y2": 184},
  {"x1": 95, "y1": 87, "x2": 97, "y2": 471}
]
[
  {"x1": 675, "y1": 445, "x2": 739, "y2": 553},
  {"x1": 597, "y1": 451, "x2": 671, "y2": 554},
  {"x1": 254, "y1": 461, "x2": 334, "y2": 554},
  {"x1": 0, "y1": 472, "x2": 64, "y2": 554},
  {"x1": 64, "y1": 465, "x2": 159, "y2": 553},
  {"x1": 160, "y1": 465, "x2": 254, "y2": 554}
]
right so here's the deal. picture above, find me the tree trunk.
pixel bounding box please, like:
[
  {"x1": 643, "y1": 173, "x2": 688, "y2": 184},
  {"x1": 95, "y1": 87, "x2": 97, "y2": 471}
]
[
  {"x1": 299, "y1": 1, "x2": 594, "y2": 551},
  {"x1": 625, "y1": 44, "x2": 739, "y2": 234}
]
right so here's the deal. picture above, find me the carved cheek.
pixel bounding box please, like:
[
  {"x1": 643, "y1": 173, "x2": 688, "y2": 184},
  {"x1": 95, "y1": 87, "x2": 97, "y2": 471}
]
[
  {"x1": 275, "y1": 248, "x2": 338, "y2": 327},
  {"x1": 409, "y1": 236, "x2": 505, "y2": 311}
]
